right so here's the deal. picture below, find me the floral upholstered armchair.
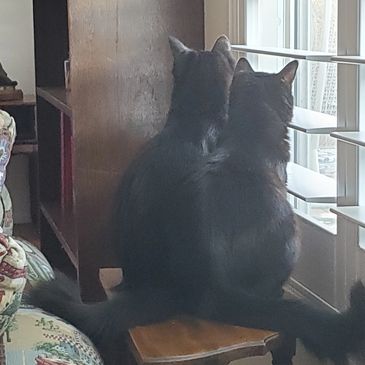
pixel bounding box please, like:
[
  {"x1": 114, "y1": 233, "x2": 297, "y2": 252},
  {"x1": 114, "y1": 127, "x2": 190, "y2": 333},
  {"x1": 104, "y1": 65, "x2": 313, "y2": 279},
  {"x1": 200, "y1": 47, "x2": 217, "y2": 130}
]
[{"x1": 0, "y1": 109, "x2": 103, "y2": 365}]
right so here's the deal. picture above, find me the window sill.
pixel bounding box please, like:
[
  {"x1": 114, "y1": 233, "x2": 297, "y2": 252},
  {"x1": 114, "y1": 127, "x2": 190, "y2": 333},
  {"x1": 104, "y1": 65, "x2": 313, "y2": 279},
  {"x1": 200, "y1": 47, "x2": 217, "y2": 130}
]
[
  {"x1": 287, "y1": 163, "x2": 337, "y2": 204},
  {"x1": 294, "y1": 208, "x2": 337, "y2": 235}
]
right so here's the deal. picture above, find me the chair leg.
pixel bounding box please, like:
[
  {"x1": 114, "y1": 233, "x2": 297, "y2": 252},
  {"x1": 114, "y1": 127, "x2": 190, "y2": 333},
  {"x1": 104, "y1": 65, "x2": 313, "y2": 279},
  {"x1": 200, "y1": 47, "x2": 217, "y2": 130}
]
[{"x1": 271, "y1": 336, "x2": 296, "y2": 365}]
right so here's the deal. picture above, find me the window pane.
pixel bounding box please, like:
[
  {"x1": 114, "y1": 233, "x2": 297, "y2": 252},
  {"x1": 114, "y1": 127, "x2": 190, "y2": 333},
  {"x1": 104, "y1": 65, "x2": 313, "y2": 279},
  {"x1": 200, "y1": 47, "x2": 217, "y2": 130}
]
[
  {"x1": 246, "y1": 0, "x2": 286, "y2": 48},
  {"x1": 295, "y1": 0, "x2": 337, "y2": 113},
  {"x1": 246, "y1": 0, "x2": 287, "y2": 71},
  {"x1": 294, "y1": 0, "x2": 337, "y2": 230}
]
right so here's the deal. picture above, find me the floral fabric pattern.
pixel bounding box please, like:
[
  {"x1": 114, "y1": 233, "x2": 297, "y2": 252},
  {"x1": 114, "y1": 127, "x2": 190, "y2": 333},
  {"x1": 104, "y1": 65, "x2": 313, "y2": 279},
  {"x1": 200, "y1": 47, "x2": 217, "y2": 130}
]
[
  {"x1": 0, "y1": 239, "x2": 104, "y2": 364},
  {"x1": 0, "y1": 235, "x2": 27, "y2": 336},
  {"x1": 0, "y1": 186, "x2": 13, "y2": 236},
  {"x1": 0, "y1": 306, "x2": 103, "y2": 365},
  {"x1": 0, "y1": 110, "x2": 16, "y2": 193},
  {"x1": 15, "y1": 238, "x2": 54, "y2": 288}
]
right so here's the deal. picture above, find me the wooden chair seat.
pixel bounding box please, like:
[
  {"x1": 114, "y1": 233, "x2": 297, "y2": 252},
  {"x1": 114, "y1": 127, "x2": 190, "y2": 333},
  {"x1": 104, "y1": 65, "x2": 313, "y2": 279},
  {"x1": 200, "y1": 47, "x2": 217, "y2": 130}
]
[{"x1": 128, "y1": 316, "x2": 285, "y2": 365}]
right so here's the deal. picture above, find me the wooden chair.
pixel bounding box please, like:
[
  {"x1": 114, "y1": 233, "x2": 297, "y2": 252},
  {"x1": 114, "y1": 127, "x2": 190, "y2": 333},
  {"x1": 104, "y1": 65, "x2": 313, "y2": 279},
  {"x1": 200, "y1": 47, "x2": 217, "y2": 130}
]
[{"x1": 128, "y1": 316, "x2": 296, "y2": 365}]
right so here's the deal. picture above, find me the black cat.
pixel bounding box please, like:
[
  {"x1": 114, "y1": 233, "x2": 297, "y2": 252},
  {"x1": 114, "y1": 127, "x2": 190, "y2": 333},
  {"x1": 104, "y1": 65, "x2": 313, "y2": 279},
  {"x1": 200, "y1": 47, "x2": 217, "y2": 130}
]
[
  {"x1": 30, "y1": 55, "x2": 365, "y2": 363},
  {"x1": 114, "y1": 35, "x2": 236, "y2": 288}
]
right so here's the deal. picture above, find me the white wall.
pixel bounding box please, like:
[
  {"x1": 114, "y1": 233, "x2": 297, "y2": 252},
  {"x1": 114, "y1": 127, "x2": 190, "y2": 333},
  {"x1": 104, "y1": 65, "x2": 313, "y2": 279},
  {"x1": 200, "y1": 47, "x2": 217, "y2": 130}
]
[
  {"x1": 205, "y1": 0, "x2": 230, "y2": 49},
  {"x1": 0, "y1": 0, "x2": 36, "y2": 95}
]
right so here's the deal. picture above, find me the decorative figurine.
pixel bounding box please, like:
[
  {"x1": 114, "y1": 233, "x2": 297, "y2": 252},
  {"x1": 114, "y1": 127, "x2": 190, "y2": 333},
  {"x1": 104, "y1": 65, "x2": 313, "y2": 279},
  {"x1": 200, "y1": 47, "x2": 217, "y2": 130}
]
[{"x1": 0, "y1": 63, "x2": 23, "y2": 101}]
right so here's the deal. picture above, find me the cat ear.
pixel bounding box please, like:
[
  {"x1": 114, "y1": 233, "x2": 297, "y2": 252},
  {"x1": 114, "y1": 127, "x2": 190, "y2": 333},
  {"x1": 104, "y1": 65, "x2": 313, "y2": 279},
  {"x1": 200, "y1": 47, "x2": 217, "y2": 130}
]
[
  {"x1": 169, "y1": 36, "x2": 191, "y2": 60},
  {"x1": 235, "y1": 58, "x2": 254, "y2": 74},
  {"x1": 278, "y1": 60, "x2": 299, "y2": 85},
  {"x1": 212, "y1": 35, "x2": 231, "y2": 56}
]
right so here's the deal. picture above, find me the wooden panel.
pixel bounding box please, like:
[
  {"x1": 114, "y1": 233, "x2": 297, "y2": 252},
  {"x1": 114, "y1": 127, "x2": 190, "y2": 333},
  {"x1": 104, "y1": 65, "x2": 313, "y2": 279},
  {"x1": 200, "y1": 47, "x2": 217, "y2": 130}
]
[
  {"x1": 0, "y1": 95, "x2": 36, "y2": 106},
  {"x1": 73, "y1": 168, "x2": 123, "y2": 300},
  {"x1": 69, "y1": 0, "x2": 204, "y2": 173},
  {"x1": 37, "y1": 97, "x2": 61, "y2": 203},
  {"x1": 60, "y1": 114, "x2": 74, "y2": 208},
  {"x1": 68, "y1": 0, "x2": 204, "y2": 299}
]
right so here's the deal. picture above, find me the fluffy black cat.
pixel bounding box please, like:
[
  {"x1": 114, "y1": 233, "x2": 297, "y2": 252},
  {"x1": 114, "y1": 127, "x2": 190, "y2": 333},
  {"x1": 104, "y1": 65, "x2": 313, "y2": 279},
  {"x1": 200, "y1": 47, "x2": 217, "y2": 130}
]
[
  {"x1": 29, "y1": 54, "x2": 365, "y2": 363},
  {"x1": 114, "y1": 35, "x2": 236, "y2": 286}
]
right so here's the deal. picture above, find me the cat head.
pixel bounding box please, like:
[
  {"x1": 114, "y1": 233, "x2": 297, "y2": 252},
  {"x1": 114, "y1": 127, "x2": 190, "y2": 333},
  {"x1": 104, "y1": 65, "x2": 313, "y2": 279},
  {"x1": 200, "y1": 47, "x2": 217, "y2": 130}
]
[
  {"x1": 228, "y1": 58, "x2": 298, "y2": 161},
  {"x1": 229, "y1": 58, "x2": 298, "y2": 125},
  {"x1": 168, "y1": 35, "x2": 236, "y2": 118}
]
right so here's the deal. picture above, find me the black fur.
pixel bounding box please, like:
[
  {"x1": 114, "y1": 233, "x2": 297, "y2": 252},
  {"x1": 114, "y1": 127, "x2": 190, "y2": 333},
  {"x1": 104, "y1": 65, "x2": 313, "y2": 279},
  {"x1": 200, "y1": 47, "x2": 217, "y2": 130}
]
[
  {"x1": 29, "y1": 53, "x2": 365, "y2": 363},
  {"x1": 114, "y1": 35, "x2": 236, "y2": 287}
]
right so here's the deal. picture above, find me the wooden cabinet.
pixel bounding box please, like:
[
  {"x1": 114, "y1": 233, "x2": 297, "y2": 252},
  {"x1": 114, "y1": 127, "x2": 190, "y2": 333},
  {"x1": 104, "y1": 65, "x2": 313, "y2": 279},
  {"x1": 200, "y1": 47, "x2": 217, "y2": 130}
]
[{"x1": 33, "y1": 0, "x2": 204, "y2": 300}]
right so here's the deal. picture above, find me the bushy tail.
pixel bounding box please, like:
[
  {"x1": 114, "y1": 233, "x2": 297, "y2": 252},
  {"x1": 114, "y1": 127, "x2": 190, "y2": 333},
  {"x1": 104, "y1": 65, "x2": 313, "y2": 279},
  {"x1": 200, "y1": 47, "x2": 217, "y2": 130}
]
[
  {"x1": 199, "y1": 281, "x2": 365, "y2": 362},
  {"x1": 27, "y1": 273, "x2": 180, "y2": 350},
  {"x1": 28, "y1": 273, "x2": 365, "y2": 362}
]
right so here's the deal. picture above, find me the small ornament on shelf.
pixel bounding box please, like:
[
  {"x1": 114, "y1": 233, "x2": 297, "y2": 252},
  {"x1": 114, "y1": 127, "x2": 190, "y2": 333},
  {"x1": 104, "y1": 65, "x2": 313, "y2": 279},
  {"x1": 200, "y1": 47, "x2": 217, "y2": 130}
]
[{"x1": 0, "y1": 63, "x2": 23, "y2": 102}]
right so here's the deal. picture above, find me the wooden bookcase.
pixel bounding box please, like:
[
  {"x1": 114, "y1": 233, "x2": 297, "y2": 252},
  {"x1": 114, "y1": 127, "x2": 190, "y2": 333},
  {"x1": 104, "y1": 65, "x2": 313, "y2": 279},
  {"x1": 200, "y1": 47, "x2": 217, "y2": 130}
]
[
  {"x1": 33, "y1": 0, "x2": 77, "y2": 280},
  {"x1": 33, "y1": 0, "x2": 204, "y2": 301}
]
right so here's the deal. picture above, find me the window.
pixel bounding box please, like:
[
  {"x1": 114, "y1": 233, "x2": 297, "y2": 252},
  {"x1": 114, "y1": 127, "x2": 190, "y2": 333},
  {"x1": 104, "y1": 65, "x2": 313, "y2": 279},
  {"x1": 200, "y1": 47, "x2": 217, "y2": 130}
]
[
  {"x1": 234, "y1": 0, "x2": 365, "y2": 239},
  {"x1": 358, "y1": 3, "x2": 365, "y2": 249}
]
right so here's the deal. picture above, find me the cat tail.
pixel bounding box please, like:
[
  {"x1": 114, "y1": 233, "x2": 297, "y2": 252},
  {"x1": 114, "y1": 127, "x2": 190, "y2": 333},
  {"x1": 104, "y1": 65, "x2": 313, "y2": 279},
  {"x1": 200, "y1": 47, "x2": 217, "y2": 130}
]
[
  {"x1": 199, "y1": 282, "x2": 365, "y2": 362},
  {"x1": 27, "y1": 272, "x2": 180, "y2": 349}
]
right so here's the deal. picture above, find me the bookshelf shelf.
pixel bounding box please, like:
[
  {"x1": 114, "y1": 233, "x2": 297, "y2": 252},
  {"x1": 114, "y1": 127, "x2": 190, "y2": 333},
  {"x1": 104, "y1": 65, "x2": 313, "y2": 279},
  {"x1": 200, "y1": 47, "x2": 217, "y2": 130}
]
[
  {"x1": 40, "y1": 202, "x2": 78, "y2": 268},
  {"x1": 12, "y1": 143, "x2": 38, "y2": 155},
  {"x1": 37, "y1": 87, "x2": 71, "y2": 117}
]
